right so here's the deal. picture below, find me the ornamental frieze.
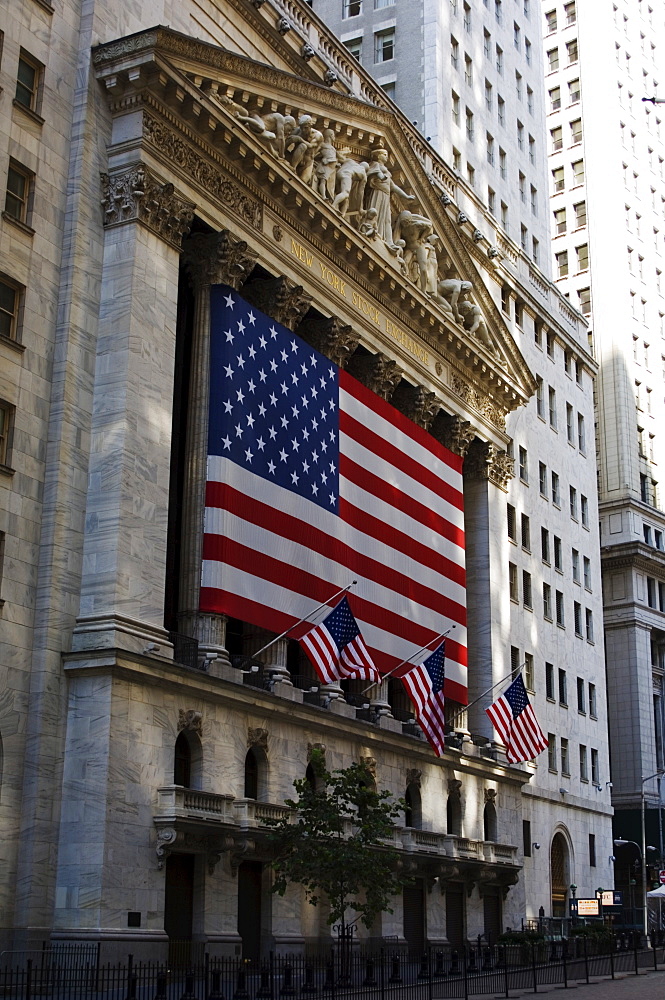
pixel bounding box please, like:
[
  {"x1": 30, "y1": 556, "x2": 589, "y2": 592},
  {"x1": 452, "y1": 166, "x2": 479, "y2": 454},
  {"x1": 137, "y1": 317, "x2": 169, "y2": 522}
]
[
  {"x1": 449, "y1": 373, "x2": 506, "y2": 432},
  {"x1": 143, "y1": 115, "x2": 263, "y2": 230}
]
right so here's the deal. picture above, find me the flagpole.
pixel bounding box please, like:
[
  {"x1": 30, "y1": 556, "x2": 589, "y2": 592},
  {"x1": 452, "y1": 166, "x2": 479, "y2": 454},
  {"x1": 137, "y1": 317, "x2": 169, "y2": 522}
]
[
  {"x1": 446, "y1": 663, "x2": 526, "y2": 730},
  {"x1": 250, "y1": 581, "x2": 358, "y2": 658},
  {"x1": 359, "y1": 626, "x2": 456, "y2": 696}
]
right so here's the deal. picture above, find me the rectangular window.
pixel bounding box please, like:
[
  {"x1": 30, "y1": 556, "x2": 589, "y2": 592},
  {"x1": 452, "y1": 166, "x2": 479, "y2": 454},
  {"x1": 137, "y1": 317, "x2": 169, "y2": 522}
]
[
  {"x1": 511, "y1": 644, "x2": 520, "y2": 676},
  {"x1": 566, "y1": 404, "x2": 575, "y2": 444},
  {"x1": 527, "y1": 86, "x2": 534, "y2": 114},
  {"x1": 569, "y1": 78, "x2": 581, "y2": 104},
  {"x1": 548, "y1": 734, "x2": 557, "y2": 771},
  {"x1": 578, "y1": 285, "x2": 590, "y2": 312},
  {"x1": 496, "y1": 44, "x2": 503, "y2": 74},
  {"x1": 498, "y1": 96, "x2": 505, "y2": 126},
  {"x1": 5, "y1": 161, "x2": 32, "y2": 225},
  {"x1": 524, "y1": 652, "x2": 535, "y2": 691},
  {"x1": 577, "y1": 413, "x2": 586, "y2": 452},
  {"x1": 539, "y1": 462, "x2": 547, "y2": 496},
  {"x1": 551, "y1": 471, "x2": 560, "y2": 506},
  {"x1": 574, "y1": 600, "x2": 583, "y2": 636},
  {"x1": 543, "y1": 583, "x2": 552, "y2": 620},
  {"x1": 577, "y1": 677, "x2": 586, "y2": 713},
  {"x1": 572, "y1": 548, "x2": 580, "y2": 583},
  {"x1": 0, "y1": 400, "x2": 14, "y2": 468},
  {"x1": 546, "y1": 662, "x2": 555, "y2": 700},
  {"x1": 551, "y1": 126, "x2": 563, "y2": 152},
  {"x1": 529, "y1": 136, "x2": 536, "y2": 164},
  {"x1": 541, "y1": 526, "x2": 550, "y2": 562},
  {"x1": 581, "y1": 494, "x2": 588, "y2": 527},
  {"x1": 585, "y1": 608, "x2": 594, "y2": 642},
  {"x1": 558, "y1": 668, "x2": 567, "y2": 706},
  {"x1": 549, "y1": 86, "x2": 561, "y2": 111},
  {"x1": 516, "y1": 72, "x2": 523, "y2": 102},
  {"x1": 548, "y1": 386, "x2": 557, "y2": 428},
  {"x1": 507, "y1": 503, "x2": 516, "y2": 540},
  {"x1": 567, "y1": 38, "x2": 579, "y2": 64},
  {"x1": 484, "y1": 30, "x2": 492, "y2": 59},
  {"x1": 572, "y1": 159, "x2": 585, "y2": 185},
  {"x1": 561, "y1": 737, "x2": 569, "y2": 775},
  {"x1": 463, "y1": 2, "x2": 471, "y2": 30},
  {"x1": 499, "y1": 150, "x2": 507, "y2": 180},
  {"x1": 556, "y1": 251, "x2": 569, "y2": 278},
  {"x1": 589, "y1": 832, "x2": 596, "y2": 866},
  {"x1": 451, "y1": 36, "x2": 459, "y2": 69},
  {"x1": 547, "y1": 47, "x2": 559, "y2": 72},
  {"x1": 485, "y1": 79, "x2": 493, "y2": 110},
  {"x1": 345, "y1": 37, "x2": 362, "y2": 59},
  {"x1": 574, "y1": 201, "x2": 586, "y2": 228},
  {"x1": 523, "y1": 571, "x2": 533, "y2": 608},
  {"x1": 580, "y1": 744, "x2": 588, "y2": 781},
  {"x1": 591, "y1": 747, "x2": 599, "y2": 784},
  {"x1": 553, "y1": 209, "x2": 567, "y2": 239},
  {"x1": 552, "y1": 166, "x2": 565, "y2": 193},
  {"x1": 523, "y1": 819, "x2": 532, "y2": 856},
  {"x1": 509, "y1": 561, "x2": 518, "y2": 601},
  {"x1": 488, "y1": 187, "x2": 496, "y2": 214},
  {"x1": 521, "y1": 513, "x2": 531, "y2": 550},
  {"x1": 545, "y1": 10, "x2": 557, "y2": 33},
  {"x1": 514, "y1": 22, "x2": 520, "y2": 49},
  {"x1": 556, "y1": 589, "x2": 565, "y2": 627},
  {"x1": 16, "y1": 50, "x2": 41, "y2": 113},
  {"x1": 571, "y1": 119, "x2": 583, "y2": 144},
  {"x1": 466, "y1": 107, "x2": 474, "y2": 140},
  {"x1": 583, "y1": 556, "x2": 591, "y2": 589},
  {"x1": 464, "y1": 54, "x2": 473, "y2": 85},
  {"x1": 553, "y1": 535, "x2": 562, "y2": 571},
  {"x1": 0, "y1": 278, "x2": 20, "y2": 341},
  {"x1": 589, "y1": 683, "x2": 597, "y2": 718},
  {"x1": 451, "y1": 92, "x2": 460, "y2": 126},
  {"x1": 486, "y1": 132, "x2": 494, "y2": 165},
  {"x1": 343, "y1": 0, "x2": 362, "y2": 16},
  {"x1": 565, "y1": 1, "x2": 577, "y2": 25},
  {"x1": 576, "y1": 244, "x2": 589, "y2": 271},
  {"x1": 519, "y1": 446, "x2": 528, "y2": 483},
  {"x1": 570, "y1": 486, "x2": 578, "y2": 520},
  {"x1": 525, "y1": 38, "x2": 532, "y2": 64},
  {"x1": 375, "y1": 30, "x2": 395, "y2": 62}
]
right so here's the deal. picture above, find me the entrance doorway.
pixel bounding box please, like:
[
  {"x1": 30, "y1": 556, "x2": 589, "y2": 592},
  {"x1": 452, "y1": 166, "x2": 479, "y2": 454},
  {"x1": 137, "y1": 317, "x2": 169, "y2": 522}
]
[
  {"x1": 238, "y1": 860, "x2": 263, "y2": 959},
  {"x1": 403, "y1": 879, "x2": 426, "y2": 955},
  {"x1": 550, "y1": 833, "x2": 570, "y2": 917},
  {"x1": 164, "y1": 853, "x2": 194, "y2": 965},
  {"x1": 483, "y1": 890, "x2": 502, "y2": 944},
  {"x1": 445, "y1": 886, "x2": 465, "y2": 950}
]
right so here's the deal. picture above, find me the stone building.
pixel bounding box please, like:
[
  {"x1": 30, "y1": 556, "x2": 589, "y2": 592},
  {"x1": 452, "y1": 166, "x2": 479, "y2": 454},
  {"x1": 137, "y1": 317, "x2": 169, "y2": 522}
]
[{"x1": 1, "y1": 0, "x2": 611, "y2": 958}]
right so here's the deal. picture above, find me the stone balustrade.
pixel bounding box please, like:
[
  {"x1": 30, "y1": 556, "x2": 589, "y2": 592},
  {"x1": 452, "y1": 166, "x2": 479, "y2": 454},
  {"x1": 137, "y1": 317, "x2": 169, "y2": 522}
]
[
  {"x1": 397, "y1": 828, "x2": 516, "y2": 865},
  {"x1": 233, "y1": 798, "x2": 292, "y2": 828},
  {"x1": 156, "y1": 785, "x2": 235, "y2": 822}
]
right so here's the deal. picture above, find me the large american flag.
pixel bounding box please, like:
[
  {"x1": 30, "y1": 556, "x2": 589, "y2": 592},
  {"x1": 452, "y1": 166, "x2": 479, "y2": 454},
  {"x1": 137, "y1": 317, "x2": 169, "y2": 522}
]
[
  {"x1": 485, "y1": 675, "x2": 548, "y2": 763},
  {"x1": 401, "y1": 641, "x2": 447, "y2": 756},
  {"x1": 201, "y1": 285, "x2": 467, "y2": 702}
]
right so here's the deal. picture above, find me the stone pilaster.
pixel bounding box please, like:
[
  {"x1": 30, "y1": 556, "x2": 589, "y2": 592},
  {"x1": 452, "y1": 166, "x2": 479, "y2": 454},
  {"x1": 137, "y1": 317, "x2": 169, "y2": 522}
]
[
  {"x1": 242, "y1": 275, "x2": 312, "y2": 329},
  {"x1": 177, "y1": 231, "x2": 258, "y2": 663},
  {"x1": 345, "y1": 352, "x2": 404, "y2": 400},
  {"x1": 71, "y1": 166, "x2": 195, "y2": 657},
  {"x1": 297, "y1": 315, "x2": 358, "y2": 368}
]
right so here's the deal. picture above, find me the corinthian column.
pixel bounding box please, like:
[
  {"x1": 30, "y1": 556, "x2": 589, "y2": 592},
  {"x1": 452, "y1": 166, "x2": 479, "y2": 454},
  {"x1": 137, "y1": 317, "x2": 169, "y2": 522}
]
[{"x1": 178, "y1": 231, "x2": 257, "y2": 663}]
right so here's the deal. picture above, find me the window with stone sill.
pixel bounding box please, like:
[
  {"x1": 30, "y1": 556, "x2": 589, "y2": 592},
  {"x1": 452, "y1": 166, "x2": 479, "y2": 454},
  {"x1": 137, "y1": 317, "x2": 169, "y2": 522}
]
[
  {"x1": 0, "y1": 400, "x2": 14, "y2": 468},
  {"x1": 5, "y1": 161, "x2": 33, "y2": 227},
  {"x1": 588, "y1": 682, "x2": 597, "y2": 718},
  {"x1": 524, "y1": 652, "x2": 535, "y2": 691},
  {"x1": 0, "y1": 278, "x2": 20, "y2": 341},
  {"x1": 374, "y1": 30, "x2": 394, "y2": 62},
  {"x1": 548, "y1": 734, "x2": 557, "y2": 772},
  {"x1": 523, "y1": 570, "x2": 533, "y2": 609},
  {"x1": 15, "y1": 50, "x2": 43, "y2": 115},
  {"x1": 577, "y1": 677, "x2": 585, "y2": 713},
  {"x1": 545, "y1": 662, "x2": 554, "y2": 700},
  {"x1": 509, "y1": 561, "x2": 518, "y2": 601},
  {"x1": 541, "y1": 526, "x2": 550, "y2": 562},
  {"x1": 579, "y1": 744, "x2": 588, "y2": 781},
  {"x1": 591, "y1": 747, "x2": 599, "y2": 784},
  {"x1": 343, "y1": 0, "x2": 362, "y2": 17},
  {"x1": 543, "y1": 583, "x2": 552, "y2": 620},
  {"x1": 344, "y1": 38, "x2": 362, "y2": 60},
  {"x1": 560, "y1": 737, "x2": 569, "y2": 775},
  {"x1": 551, "y1": 471, "x2": 560, "y2": 506}
]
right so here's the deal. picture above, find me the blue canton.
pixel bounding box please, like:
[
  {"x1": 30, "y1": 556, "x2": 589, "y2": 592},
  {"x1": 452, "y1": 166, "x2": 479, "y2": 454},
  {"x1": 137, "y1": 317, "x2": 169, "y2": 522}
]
[
  {"x1": 423, "y1": 643, "x2": 446, "y2": 694},
  {"x1": 209, "y1": 286, "x2": 340, "y2": 512},
  {"x1": 504, "y1": 675, "x2": 528, "y2": 717},
  {"x1": 323, "y1": 597, "x2": 361, "y2": 650}
]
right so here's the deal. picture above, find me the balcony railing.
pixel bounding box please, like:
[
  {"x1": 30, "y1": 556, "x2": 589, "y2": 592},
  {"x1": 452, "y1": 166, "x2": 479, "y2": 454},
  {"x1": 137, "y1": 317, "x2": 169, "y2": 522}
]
[
  {"x1": 233, "y1": 798, "x2": 292, "y2": 828},
  {"x1": 156, "y1": 785, "x2": 235, "y2": 822}
]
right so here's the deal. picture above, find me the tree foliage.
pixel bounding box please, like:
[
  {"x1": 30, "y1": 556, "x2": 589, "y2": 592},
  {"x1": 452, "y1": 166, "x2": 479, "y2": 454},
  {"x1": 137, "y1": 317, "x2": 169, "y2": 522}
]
[{"x1": 266, "y1": 749, "x2": 410, "y2": 931}]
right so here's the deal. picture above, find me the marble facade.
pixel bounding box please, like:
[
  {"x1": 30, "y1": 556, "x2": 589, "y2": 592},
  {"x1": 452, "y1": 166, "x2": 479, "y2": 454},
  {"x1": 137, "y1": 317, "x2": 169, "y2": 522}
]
[{"x1": 1, "y1": 0, "x2": 612, "y2": 958}]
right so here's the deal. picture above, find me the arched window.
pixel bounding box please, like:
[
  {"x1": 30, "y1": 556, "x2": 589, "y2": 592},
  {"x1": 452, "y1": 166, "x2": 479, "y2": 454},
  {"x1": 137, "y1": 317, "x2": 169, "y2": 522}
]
[
  {"x1": 404, "y1": 783, "x2": 422, "y2": 829},
  {"x1": 174, "y1": 729, "x2": 202, "y2": 789},
  {"x1": 550, "y1": 831, "x2": 571, "y2": 917},
  {"x1": 483, "y1": 801, "x2": 498, "y2": 841},
  {"x1": 244, "y1": 747, "x2": 267, "y2": 800},
  {"x1": 447, "y1": 792, "x2": 461, "y2": 836}
]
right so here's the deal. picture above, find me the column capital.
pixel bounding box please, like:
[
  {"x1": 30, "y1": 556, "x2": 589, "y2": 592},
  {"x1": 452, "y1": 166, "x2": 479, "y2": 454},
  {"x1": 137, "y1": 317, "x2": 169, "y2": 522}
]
[
  {"x1": 242, "y1": 275, "x2": 312, "y2": 330},
  {"x1": 346, "y1": 352, "x2": 403, "y2": 400},
  {"x1": 430, "y1": 413, "x2": 476, "y2": 458},
  {"x1": 100, "y1": 164, "x2": 195, "y2": 249},
  {"x1": 298, "y1": 315, "x2": 359, "y2": 368},
  {"x1": 391, "y1": 384, "x2": 441, "y2": 430},
  {"x1": 464, "y1": 439, "x2": 514, "y2": 490},
  {"x1": 182, "y1": 230, "x2": 258, "y2": 291}
]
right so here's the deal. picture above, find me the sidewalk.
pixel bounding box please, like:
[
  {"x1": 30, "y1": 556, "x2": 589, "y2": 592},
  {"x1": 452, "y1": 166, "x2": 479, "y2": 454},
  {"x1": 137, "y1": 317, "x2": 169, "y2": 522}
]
[{"x1": 491, "y1": 966, "x2": 665, "y2": 999}]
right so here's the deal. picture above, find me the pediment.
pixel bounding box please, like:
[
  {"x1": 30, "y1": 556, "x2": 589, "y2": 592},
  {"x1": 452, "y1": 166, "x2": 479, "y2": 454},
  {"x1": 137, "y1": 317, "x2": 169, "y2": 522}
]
[{"x1": 93, "y1": 22, "x2": 536, "y2": 422}]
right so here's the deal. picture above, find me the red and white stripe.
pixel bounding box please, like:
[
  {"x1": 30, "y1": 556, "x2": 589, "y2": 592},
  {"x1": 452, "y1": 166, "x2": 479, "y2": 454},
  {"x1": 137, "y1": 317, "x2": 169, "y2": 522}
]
[
  {"x1": 301, "y1": 626, "x2": 378, "y2": 686},
  {"x1": 402, "y1": 667, "x2": 447, "y2": 757},
  {"x1": 485, "y1": 698, "x2": 548, "y2": 763},
  {"x1": 202, "y1": 369, "x2": 468, "y2": 702}
]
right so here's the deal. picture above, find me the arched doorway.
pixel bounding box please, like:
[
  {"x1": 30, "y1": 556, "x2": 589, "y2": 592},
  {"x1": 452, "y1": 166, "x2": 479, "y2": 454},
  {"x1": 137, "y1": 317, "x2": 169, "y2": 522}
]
[{"x1": 550, "y1": 832, "x2": 570, "y2": 917}]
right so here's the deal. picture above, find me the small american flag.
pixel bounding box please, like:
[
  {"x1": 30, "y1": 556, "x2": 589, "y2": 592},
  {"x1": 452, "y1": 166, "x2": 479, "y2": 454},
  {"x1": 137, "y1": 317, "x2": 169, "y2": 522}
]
[
  {"x1": 300, "y1": 596, "x2": 380, "y2": 685},
  {"x1": 401, "y1": 641, "x2": 447, "y2": 757},
  {"x1": 485, "y1": 675, "x2": 548, "y2": 763}
]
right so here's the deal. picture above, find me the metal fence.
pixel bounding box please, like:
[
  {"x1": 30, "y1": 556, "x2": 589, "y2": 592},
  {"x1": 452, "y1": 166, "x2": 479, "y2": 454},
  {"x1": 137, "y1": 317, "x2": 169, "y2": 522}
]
[{"x1": 1, "y1": 939, "x2": 664, "y2": 1000}]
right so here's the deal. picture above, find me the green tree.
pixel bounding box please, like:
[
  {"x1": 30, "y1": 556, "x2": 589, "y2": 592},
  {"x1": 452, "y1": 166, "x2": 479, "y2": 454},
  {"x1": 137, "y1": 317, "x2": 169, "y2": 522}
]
[{"x1": 266, "y1": 749, "x2": 411, "y2": 940}]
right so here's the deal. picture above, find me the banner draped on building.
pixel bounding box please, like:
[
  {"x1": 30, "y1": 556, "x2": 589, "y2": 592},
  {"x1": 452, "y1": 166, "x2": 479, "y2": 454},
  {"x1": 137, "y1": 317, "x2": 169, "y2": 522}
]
[{"x1": 200, "y1": 285, "x2": 468, "y2": 703}]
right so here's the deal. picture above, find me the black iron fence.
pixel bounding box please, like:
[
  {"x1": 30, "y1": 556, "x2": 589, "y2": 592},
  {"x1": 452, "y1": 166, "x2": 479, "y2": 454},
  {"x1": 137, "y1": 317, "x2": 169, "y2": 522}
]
[{"x1": 1, "y1": 938, "x2": 664, "y2": 1000}]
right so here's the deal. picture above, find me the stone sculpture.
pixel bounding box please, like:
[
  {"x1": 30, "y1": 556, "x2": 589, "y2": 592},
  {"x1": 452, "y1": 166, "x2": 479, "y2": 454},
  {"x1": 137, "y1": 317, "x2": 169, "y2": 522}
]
[
  {"x1": 312, "y1": 128, "x2": 338, "y2": 200},
  {"x1": 458, "y1": 300, "x2": 496, "y2": 354},
  {"x1": 286, "y1": 114, "x2": 324, "y2": 184},
  {"x1": 435, "y1": 278, "x2": 473, "y2": 323},
  {"x1": 332, "y1": 149, "x2": 368, "y2": 219},
  {"x1": 365, "y1": 148, "x2": 415, "y2": 245}
]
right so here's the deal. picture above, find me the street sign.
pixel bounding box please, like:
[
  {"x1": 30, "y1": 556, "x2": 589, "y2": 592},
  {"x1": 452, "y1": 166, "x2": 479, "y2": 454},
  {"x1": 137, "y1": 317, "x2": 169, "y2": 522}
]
[
  {"x1": 659, "y1": 870, "x2": 665, "y2": 885},
  {"x1": 571, "y1": 898, "x2": 600, "y2": 916}
]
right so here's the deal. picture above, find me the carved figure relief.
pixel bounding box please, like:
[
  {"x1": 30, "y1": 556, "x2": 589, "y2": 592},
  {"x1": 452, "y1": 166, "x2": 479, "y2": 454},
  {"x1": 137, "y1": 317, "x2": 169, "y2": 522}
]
[
  {"x1": 365, "y1": 148, "x2": 415, "y2": 246},
  {"x1": 178, "y1": 709, "x2": 203, "y2": 734}
]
